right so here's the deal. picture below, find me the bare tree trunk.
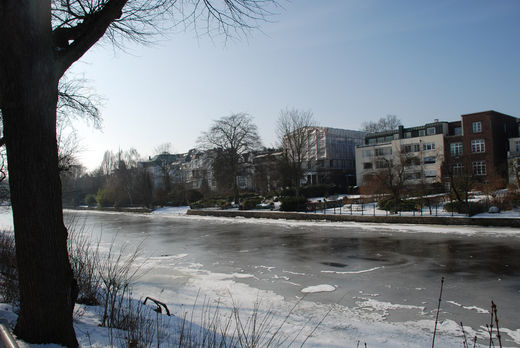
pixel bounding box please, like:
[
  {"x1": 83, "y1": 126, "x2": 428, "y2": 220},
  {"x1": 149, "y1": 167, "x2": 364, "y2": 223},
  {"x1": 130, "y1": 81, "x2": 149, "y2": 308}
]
[{"x1": 1, "y1": 2, "x2": 78, "y2": 346}]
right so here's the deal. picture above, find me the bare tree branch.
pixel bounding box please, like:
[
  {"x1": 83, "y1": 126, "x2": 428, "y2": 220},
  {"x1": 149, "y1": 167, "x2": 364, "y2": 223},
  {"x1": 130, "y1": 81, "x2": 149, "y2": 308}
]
[
  {"x1": 361, "y1": 114, "x2": 402, "y2": 133},
  {"x1": 58, "y1": 76, "x2": 103, "y2": 129},
  {"x1": 276, "y1": 108, "x2": 317, "y2": 190}
]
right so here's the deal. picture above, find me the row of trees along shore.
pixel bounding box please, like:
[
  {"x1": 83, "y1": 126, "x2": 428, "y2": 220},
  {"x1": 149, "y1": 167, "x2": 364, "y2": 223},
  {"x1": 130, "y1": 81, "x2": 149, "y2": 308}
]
[{"x1": 60, "y1": 108, "x2": 318, "y2": 210}]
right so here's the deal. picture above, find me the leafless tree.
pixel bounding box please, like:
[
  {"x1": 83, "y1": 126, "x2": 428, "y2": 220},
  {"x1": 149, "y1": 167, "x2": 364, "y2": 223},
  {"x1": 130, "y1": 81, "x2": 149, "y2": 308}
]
[
  {"x1": 57, "y1": 126, "x2": 82, "y2": 172},
  {"x1": 365, "y1": 153, "x2": 408, "y2": 213},
  {"x1": 153, "y1": 142, "x2": 173, "y2": 155},
  {"x1": 276, "y1": 108, "x2": 317, "y2": 193},
  {"x1": 361, "y1": 114, "x2": 402, "y2": 133},
  {"x1": 1, "y1": 3, "x2": 278, "y2": 345},
  {"x1": 198, "y1": 113, "x2": 262, "y2": 203},
  {"x1": 509, "y1": 157, "x2": 520, "y2": 190}
]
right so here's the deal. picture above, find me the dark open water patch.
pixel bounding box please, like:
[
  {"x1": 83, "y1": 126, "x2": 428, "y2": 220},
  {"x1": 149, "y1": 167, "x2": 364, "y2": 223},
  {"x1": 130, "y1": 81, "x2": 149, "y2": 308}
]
[{"x1": 321, "y1": 262, "x2": 347, "y2": 268}]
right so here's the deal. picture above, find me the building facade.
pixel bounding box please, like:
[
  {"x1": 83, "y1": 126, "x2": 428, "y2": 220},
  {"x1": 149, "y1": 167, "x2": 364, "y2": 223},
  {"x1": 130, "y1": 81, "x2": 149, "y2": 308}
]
[
  {"x1": 444, "y1": 111, "x2": 519, "y2": 184},
  {"x1": 356, "y1": 121, "x2": 447, "y2": 187},
  {"x1": 356, "y1": 110, "x2": 519, "y2": 191},
  {"x1": 301, "y1": 127, "x2": 365, "y2": 187}
]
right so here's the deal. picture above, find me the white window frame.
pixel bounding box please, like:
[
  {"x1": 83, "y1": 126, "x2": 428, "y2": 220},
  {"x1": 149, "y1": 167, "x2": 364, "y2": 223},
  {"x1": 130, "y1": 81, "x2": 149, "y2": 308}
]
[
  {"x1": 450, "y1": 142, "x2": 463, "y2": 156},
  {"x1": 472, "y1": 161, "x2": 486, "y2": 176},
  {"x1": 423, "y1": 143, "x2": 436, "y2": 151},
  {"x1": 452, "y1": 163, "x2": 464, "y2": 175},
  {"x1": 472, "y1": 121, "x2": 482, "y2": 133},
  {"x1": 471, "y1": 139, "x2": 485, "y2": 153}
]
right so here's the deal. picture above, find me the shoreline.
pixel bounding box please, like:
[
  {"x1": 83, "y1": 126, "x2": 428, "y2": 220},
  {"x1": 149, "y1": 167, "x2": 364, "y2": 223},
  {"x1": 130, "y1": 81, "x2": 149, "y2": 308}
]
[
  {"x1": 61, "y1": 205, "x2": 520, "y2": 228},
  {"x1": 187, "y1": 209, "x2": 520, "y2": 228}
]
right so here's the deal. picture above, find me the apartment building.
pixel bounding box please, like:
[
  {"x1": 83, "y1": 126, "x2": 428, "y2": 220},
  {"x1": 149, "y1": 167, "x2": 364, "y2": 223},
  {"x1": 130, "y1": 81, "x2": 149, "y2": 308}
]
[
  {"x1": 356, "y1": 110, "x2": 519, "y2": 190},
  {"x1": 355, "y1": 121, "x2": 446, "y2": 187},
  {"x1": 444, "y1": 111, "x2": 518, "y2": 183}
]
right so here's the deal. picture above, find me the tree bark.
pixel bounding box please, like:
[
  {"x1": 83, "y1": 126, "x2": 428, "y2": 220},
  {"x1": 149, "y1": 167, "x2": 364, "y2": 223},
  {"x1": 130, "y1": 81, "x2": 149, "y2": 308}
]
[{"x1": 0, "y1": 1, "x2": 78, "y2": 347}]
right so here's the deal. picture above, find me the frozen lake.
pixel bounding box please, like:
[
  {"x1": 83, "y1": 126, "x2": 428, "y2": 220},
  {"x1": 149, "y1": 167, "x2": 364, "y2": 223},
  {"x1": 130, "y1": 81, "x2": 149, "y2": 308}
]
[{"x1": 1, "y1": 207, "x2": 519, "y2": 347}]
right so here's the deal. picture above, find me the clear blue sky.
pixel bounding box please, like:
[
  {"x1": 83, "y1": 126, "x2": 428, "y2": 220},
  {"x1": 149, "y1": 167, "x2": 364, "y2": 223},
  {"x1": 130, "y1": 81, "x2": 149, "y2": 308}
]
[{"x1": 69, "y1": 0, "x2": 520, "y2": 170}]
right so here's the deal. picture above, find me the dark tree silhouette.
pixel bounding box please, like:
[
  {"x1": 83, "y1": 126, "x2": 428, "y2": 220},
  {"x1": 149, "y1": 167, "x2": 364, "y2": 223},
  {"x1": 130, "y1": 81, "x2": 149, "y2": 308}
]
[
  {"x1": 0, "y1": 1, "x2": 277, "y2": 346},
  {"x1": 198, "y1": 113, "x2": 262, "y2": 203}
]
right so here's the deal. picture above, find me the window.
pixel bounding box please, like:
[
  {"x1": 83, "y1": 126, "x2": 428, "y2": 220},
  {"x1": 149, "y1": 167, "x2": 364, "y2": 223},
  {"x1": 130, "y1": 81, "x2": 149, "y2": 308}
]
[
  {"x1": 362, "y1": 149, "x2": 374, "y2": 157},
  {"x1": 368, "y1": 138, "x2": 376, "y2": 145},
  {"x1": 404, "y1": 132, "x2": 412, "y2": 138},
  {"x1": 471, "y1": 139, "x2": 485, "y2": 153},
  {"x1": 515, "y1": 140, "x2": 520, "y2": 153},
  {"x1": 405, "y1": 157, "x2": 421, "y2": 166},
  {"x1": 472, "y1": 121, "x2": 482, "y2": 133},
  {"x1": 427, "y1": 127, "x2": 436, "y2": 135},
  {"x1": 424, "y1": 156, "x2": 436, "y2": 164},
  {"x1": 454, "y1": 127, "x2": 462, "y2": 135},
  {"x1": 450, "y1": 142, "x2": 463, "y2": 156},
  {"x1": 403, "y1": 143, "x2": 420, "y2": 153},
  {"x1": 452, "y1": 163, "x2": 464, "y2": 175},
  {"x1": 405, "y1": 172, "x2": 421, "y2": 180},
  {"x1": 423, "y1": 143, "x2": 436, "y2": 151},
  {"x1": 375, "y1": 147, "x2": 392, "y2": 156},
  {"x1": 363, "y1": 162, "x2": 373, "y2": 169},
  {"x1": 419, "y1": 129, "x2": 426, "y2": 136},
  {"x1": 472, "y1": 161, "x2": 487, "y2": 175},
  {"x1": 375, "y1": 160, "x2": 390, "y2": 169},
  {"x1": 424, "y1": 170, "x2": 437, "y2": 178}
]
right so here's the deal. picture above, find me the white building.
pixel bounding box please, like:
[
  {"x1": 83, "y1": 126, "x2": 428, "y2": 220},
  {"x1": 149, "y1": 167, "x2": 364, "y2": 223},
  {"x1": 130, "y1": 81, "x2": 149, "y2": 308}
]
[{"x1": 355, "y1": 122, "x2": 447, "y2": 187}]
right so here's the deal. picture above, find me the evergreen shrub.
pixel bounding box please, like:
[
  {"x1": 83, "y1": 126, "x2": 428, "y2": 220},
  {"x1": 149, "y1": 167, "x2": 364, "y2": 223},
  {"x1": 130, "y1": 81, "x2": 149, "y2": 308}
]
[
  {"x1": 280, "y1": 196, "x2": 307, "y2": 211},
  {"x1": 240, "y1": 196, "x2": 262, "y2": 210}
]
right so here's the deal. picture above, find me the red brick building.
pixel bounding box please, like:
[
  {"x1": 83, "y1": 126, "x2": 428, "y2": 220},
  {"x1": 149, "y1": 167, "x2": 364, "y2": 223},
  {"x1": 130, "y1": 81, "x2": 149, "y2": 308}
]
[{"x1": 444, "y1": 110, "x2": 519, "y2": 184}]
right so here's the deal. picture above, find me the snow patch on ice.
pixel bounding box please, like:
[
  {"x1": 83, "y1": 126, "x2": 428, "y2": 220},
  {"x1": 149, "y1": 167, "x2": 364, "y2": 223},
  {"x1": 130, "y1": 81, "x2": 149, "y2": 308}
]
[
  {"x1": 447, "y1": 300, "x2": 489, "y2": 314},
  {"x1": 152, "y1": 206, "x2": 189, "y2": 215},
  {"x1": 255, "y1": 265, "x2": 275, "y2": 271},
  {"x1": 301, "y1": 284, "x2": 336, "y2": 293},
  {"x1": 356, "y1": 298, "x2": 425, "y2": 318},
  {"x1": 283, "y1": 270, "x2": 306, "y2": 276},
  {"x1": 321, "y1": 266, "x2": 383, "y2": 275},
  {"x1": 501, "y1": 328, "x2": 520, "y2": 344}
]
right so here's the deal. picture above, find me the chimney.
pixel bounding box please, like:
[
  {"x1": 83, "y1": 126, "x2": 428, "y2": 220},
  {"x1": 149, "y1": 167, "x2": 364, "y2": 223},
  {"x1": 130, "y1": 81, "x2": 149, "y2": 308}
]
[{"x1": 434, "y1": 119, "x2": 439, "y2": 123}]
